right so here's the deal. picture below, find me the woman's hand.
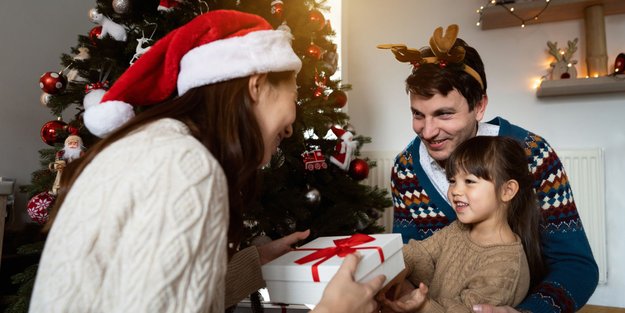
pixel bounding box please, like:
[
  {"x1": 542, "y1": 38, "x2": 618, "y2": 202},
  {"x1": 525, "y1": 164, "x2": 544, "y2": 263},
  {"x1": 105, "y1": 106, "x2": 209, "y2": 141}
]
[
  {"x1": 256, "y1": 230, "x2": 310, "y2": 265},
  {"x1": 313, "y1": 253, "x2": 386, "y2": 313}
]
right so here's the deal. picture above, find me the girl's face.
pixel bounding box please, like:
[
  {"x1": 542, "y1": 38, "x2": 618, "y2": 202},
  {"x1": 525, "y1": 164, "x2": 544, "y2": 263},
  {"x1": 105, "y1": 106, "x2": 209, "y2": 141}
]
[
  {"x1": 252, "y1": 73, "x2": 298, "y2": 166},
  {"x1": 447, "y1": 169, "x2": 504, "y2": 226}
]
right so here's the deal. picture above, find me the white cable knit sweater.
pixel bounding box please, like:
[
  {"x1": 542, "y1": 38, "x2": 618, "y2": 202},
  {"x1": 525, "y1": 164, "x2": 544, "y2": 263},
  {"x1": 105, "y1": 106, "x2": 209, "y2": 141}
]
[{"x1": 30, "y1": 118, "x2": 230, "y2": 313}]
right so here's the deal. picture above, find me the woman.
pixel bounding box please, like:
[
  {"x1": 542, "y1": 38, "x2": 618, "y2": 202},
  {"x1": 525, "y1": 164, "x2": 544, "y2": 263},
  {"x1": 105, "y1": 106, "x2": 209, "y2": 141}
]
[{"x1": 30, "y1": 10, "x2": 384, "y2": 313}]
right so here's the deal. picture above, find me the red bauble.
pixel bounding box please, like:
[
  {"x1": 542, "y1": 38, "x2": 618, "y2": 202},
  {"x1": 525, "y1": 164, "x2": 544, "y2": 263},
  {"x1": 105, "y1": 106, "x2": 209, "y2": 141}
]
[
  {"x1": 307, "y1": 43, "x2": 323, "y2": 60},
  {"x1": 349, "y1": 158, "x2": 369, "y2": 181},
  {"x1": 89, "y1": 26, "x2": 102, "y2": 45},
  {"x1": 39, "y1": 71, "x2": 67, "y2": 95},
  {"x1": 308, "y1": 9, "x2": 326, "y2": 32},
  {"x1": 615, "y1": 53, "x2": 625, "y2": 74},
  {"x1": 27, "y1": 191, "x2": 56, "y2": 225},
  {"x1": 40, "y1": 119, "x2": 68, "y2": 146},
  {"x1": 329, "y1": 90, "x2": 348, "y2": 108},
  {"x1": 271, "y1": 0, "x2": 284, "y2": 20}
]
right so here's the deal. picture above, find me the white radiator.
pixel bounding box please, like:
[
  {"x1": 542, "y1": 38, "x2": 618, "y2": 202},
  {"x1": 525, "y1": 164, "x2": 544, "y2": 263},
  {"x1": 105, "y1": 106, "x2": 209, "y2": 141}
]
[{"x1": 362, "y1": 149, "x2": 607, "y2": 284}]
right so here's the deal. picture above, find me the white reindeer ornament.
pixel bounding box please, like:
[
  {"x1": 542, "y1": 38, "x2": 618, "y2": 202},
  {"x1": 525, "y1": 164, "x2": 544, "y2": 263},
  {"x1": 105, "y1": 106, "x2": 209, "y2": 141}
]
[
  {"x1": 547, "y1": 38, "x2": 578, "y2": 80},
  {"x1": 130, "y1": 36, "x2": 152, "y2": 65}
]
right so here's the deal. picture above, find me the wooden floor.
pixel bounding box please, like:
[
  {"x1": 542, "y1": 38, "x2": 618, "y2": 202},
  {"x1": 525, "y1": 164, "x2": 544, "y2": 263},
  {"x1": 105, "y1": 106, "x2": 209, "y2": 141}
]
[{"x1": 579, "y1": 305, "x2": 625, "y2": 313}]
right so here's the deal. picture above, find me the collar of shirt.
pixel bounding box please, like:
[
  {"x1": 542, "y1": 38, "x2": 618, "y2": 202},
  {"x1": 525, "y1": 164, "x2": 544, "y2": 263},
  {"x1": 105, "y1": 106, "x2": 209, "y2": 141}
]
[{"x1": 418, "y1": 122, "x2": 500, "y2": 204}]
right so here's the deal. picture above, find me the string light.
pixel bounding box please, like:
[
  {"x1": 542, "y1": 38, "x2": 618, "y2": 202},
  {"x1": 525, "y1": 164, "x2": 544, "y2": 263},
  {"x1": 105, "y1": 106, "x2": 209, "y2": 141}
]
[{"x1": 476, "y1": 0, "x2": 551, "y2": 28}]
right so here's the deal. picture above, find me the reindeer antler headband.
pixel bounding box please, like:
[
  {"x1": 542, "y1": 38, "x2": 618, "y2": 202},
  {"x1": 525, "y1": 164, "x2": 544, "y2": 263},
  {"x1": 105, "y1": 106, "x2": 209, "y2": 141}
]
[{"x1": 377, "y1": 24, "x2": 484, "y2": 90}]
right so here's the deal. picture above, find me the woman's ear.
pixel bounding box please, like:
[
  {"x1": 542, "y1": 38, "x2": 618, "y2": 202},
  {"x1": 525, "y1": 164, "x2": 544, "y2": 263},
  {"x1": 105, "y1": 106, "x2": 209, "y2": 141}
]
[
  {"x1": 500, "y1": 179, "x2": 519, "y2": 202},
  {"x1": 248, "y1": 73, "x2": 268, "y2": 103}
]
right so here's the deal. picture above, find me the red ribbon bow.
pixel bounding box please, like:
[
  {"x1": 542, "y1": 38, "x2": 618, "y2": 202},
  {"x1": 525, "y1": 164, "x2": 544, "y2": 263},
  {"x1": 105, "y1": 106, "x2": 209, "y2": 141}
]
[
  {"x1": 294, "y1": 233, "x2": 384, "y2": 282},
  {"x1": 85, "y1": 81, "x2": 110, "y2": 93}
]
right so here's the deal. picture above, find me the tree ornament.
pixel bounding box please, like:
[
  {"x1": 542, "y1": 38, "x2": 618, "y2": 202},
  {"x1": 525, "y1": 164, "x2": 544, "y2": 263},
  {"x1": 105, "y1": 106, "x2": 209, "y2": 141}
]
[
  {"x1": 67, "y1": 47, "x2": 90, "y2": 82},
  {"x1": 26, "y1": 191, "x2": 55, "y2": 225},
  {"x1": 328, "y1": 89, "x2": 347, "y2": 108},
  {"x1": 308, "y1": 9, "x2": 326, "y2": 32},
  {"x1": 304, "y1": 187, "x2": 321, "y2": 207},
  {"x1": 112, "y1": 0, "x2": 131, "y2": 14},
  {"x1": 330, "y1": 127, "x2": 358, "y2": 171},
  {"x1": 301, "y1": 148, "x2": 327, "y2": 171},
  {"x1": 88, "y1": 8, "x2": 127, "y2": 41},
  {"x1": 307, "y1": 42, "x2": 323, "y2": 60},
  {"x1": 89, "y1": 26, "x2": 103, "y2": 45},
  {"x1": 271, "y1": 0, "x2": 284, "y2": 20},
  {"x1": 130, "y1": 33, "x2": 154, "y2": 65},
  {"x1": 39, "y1": 71, "x2": 67, "y2": 95},
  {"x1": 40, "y1": 118, "x2": 68, "y2": 146},
  {"x1": 348, "y1": 158, "x2": 369, "y2": 181},
  {"x1": 40, "y1": 92, "x2": 52, "y2": 107},
  {"x1": 158, "y1": 0, "x2": 182, "y2": 12},
  {"x1": 323, "y1": 43, "x2": 338, "y2": 75},
  {"x1": 313, "y1": 70, "x2": 327, "y2": 98}
]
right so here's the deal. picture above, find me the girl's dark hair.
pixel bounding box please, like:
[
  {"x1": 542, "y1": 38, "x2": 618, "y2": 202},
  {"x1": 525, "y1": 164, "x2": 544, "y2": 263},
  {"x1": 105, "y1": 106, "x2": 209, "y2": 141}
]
[
  {"x1": 46, "y1": 71, "x2": 295, "y2": 250},
  {"x1": 406, "y1": 38, "x2": 487, "y2": 111},
  {"x1": 445, "y1": 136, "x2": 547, "y2": 287}
]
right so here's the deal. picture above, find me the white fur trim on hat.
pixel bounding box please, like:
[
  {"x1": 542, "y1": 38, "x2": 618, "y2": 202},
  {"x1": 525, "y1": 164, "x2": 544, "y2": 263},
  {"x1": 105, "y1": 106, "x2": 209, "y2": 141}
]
[
  {"x1": 83, "y1": 100, "x2": 135, "y2": 138},
  {"x1": 177, "y1": 29, "x2": 302, "y2": 96}
]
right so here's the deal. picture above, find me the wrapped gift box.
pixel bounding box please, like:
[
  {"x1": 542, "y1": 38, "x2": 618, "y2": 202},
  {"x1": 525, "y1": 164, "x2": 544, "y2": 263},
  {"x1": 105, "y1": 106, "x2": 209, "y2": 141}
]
[{"x1": 261, "y1": 233, "x2": 404, "y2": 305}]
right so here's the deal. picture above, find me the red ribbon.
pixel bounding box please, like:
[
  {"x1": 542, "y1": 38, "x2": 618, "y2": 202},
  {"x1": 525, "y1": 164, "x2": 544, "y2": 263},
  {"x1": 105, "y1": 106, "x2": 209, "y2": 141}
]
[
  {"x1": 85, "y1": 81, "x2": 110, "y2": 93},
  {"x1": 294, "y1": 233, "x2": 384, "y2": 282}
]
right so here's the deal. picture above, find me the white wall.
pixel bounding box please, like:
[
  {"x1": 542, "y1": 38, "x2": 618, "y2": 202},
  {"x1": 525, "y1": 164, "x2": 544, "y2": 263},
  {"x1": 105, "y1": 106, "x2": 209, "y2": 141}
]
[
  {"x1": 0, "y1": 2, "x2": 95, "y2": 226},
  {"x1": 342, "y1": 0, "x2": 625, "y2": 308}
]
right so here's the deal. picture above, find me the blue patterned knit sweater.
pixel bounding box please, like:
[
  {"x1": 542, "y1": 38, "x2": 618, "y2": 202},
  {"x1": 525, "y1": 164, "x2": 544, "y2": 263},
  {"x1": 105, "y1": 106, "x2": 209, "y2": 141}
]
[{"x1": 391, "y1": 117, "x2": 598, "y2": 313}]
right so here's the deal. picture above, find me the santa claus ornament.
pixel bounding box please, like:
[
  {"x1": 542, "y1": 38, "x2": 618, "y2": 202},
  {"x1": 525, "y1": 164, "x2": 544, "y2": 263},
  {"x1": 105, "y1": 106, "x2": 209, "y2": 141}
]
[{"x1": 329, "y1": 126, "x2": 358, "y2": 171}]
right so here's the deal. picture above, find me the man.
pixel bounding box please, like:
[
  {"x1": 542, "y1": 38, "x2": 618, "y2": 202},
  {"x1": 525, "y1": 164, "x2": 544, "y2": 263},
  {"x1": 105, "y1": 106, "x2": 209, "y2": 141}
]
[{"x1": 382, "y1": 25, "x2": 598, "y2": 313}]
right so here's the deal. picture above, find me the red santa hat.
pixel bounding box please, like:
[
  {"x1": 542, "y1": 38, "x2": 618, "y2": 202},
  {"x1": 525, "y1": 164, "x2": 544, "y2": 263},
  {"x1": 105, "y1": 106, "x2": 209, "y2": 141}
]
[
  {"x1": 331, "y1": 126, "x2": 353, "y2": 140},
  {"x1": 84, "y1": 10, "x2": 302, "y2": 138}
]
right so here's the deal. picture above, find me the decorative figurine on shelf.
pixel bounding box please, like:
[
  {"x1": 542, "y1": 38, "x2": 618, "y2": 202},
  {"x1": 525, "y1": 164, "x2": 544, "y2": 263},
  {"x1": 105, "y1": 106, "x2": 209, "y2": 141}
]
[
  {"x1": 49, "y1": 135, "x2": 85, "y2": 195},
  {"x1": 547, "y1": 38, "x2": 578, "y2": 79},
  {"x1": 329, "y1": 126, "x2": 358, "y2": 171}
]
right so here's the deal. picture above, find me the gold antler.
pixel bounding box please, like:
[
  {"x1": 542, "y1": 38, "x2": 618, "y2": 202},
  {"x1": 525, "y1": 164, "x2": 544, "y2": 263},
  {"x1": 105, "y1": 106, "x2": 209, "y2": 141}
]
[
  {"x1": 376, "y1": 44, "x2": 422, "y2": 64},
  {"x1": 377, "y1": 24, "x2": 484, "y2": 90},
  {"x1": 429, "y1": 24, "x2": 464, "y2": 63}
]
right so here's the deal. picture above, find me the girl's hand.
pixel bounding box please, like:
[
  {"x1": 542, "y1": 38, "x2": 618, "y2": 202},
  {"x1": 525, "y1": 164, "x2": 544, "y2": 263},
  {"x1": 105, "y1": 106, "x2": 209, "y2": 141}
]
[{"x1": 382, "y1": 282, "x2": 429, "y2": 313}]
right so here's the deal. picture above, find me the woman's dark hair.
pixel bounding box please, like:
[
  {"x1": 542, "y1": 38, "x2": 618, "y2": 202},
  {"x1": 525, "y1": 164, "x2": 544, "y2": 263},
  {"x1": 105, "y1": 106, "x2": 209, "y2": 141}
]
[
  {"x1": 406, "y1": 38, "x2": 487, "y2": 111},
  {"x1": 46, "y1": 71, "x2": 295, "y2": 250},
  {"x1": 445, "y1": 136, "x2": 547, "y2": 287}
]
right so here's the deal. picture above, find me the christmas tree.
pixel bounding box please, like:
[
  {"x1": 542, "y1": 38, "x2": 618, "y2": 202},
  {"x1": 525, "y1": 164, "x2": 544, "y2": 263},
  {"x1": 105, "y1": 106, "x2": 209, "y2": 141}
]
[{"x1": 7, "y1": 0, "x2": 391, "y2": 311}]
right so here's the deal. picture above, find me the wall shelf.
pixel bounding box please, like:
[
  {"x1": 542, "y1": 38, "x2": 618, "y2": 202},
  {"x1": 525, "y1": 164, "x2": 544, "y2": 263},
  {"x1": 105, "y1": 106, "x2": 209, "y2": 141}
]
[
  {"x1": 480, "y1": 0, "x2": 625, "y2": 30},
  {"x1": 536, "y1": 75, "x2": 625, "y2": 97}
]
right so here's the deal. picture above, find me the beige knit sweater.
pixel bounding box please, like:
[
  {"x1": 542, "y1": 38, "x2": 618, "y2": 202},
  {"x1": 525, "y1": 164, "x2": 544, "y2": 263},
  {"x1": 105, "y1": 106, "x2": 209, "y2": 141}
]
[
  {"x1": 403, "y1": 221, "x2": 530, "y2": 313},
  {"x1": 30, "y1": 118, "x2": 264, "y2": 313}
]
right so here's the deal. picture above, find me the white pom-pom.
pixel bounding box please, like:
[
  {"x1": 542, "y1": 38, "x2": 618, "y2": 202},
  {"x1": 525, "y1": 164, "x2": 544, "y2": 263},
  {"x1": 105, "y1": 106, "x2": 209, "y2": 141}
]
[
  {"x1": 83, "y1": 89, "x2": 106, "y2": 110},
  {"x1": 84, "y1": 100, "x2": 135, "y2": 138}
]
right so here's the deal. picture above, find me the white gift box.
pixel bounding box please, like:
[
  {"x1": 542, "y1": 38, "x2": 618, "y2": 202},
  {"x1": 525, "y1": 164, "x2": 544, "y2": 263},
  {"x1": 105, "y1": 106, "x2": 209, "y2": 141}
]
[{"x1": 261, "y1": 233, "x2": 404, "y2": 305}]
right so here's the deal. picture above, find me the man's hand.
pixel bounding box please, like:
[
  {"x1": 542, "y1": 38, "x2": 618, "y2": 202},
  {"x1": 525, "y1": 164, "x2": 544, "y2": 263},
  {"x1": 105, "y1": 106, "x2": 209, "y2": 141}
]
[
  {"x1": 256, "y1": 229, "x2": 310, "y2": 265},
  {"x1": 472, "y1": 304, "x2": 522, "y2": 313}
]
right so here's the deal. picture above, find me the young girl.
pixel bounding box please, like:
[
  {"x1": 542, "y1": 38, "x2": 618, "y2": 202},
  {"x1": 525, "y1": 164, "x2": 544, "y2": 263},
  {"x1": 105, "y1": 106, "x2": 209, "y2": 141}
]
[
  {"x1": 382, "y1": 136, "x2": 546, "y2": 313},
  {"x1": 29, "y1": 10, "x2": 385, "y2": 313}
]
